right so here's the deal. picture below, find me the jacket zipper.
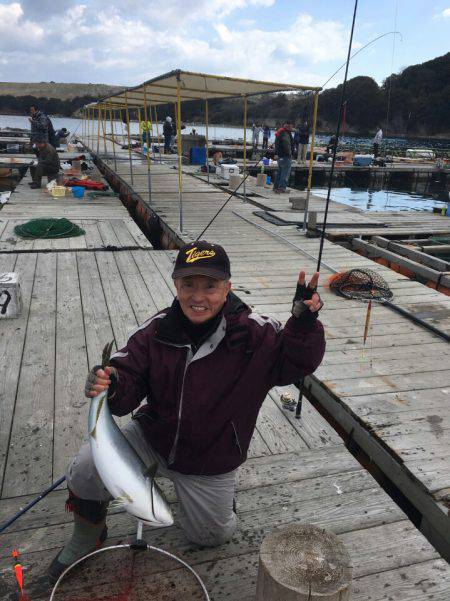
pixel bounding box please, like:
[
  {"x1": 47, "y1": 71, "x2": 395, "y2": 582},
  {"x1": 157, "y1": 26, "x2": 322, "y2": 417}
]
[
  {"x1": 231, "y1": 421, "x2": 242, "y2": 456},
  {"x1": 167, "y1": 347, "x2": 192, "y2": 465}
]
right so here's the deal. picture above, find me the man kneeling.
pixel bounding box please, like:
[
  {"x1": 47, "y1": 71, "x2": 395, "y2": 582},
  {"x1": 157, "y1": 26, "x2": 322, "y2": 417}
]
[{"x1": 48, "y1": 241, "x2": 325, "y2": 583}]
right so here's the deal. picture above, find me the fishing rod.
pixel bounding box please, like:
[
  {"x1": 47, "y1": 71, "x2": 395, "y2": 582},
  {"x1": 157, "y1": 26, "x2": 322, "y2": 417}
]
[
  {"x1": 0, "y1": 475, "x2": 66, "y2": 534},
  {"x1": 294, "y1": 0, "x2": 359, "y2": 418}
]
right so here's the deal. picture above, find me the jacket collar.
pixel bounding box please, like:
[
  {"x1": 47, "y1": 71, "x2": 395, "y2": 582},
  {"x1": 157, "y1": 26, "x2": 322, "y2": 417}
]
[{"x1": 154, "y1": 291, "x2": 247, "y2": 346}]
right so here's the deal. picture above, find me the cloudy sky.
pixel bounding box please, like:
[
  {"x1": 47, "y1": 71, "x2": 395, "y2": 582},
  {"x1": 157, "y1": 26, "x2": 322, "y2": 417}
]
[{"x1": 0, "y1": 0, "x2": 449, "y2": 88}]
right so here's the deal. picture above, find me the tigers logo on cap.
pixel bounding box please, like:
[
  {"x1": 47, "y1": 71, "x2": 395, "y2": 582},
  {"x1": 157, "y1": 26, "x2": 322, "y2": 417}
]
[
  {"x1": 185, "y1": 247, "x2": 216, "y2": 263},
  {"x1": 172, "y1": 240, "x2": 231, "y2": 280}
]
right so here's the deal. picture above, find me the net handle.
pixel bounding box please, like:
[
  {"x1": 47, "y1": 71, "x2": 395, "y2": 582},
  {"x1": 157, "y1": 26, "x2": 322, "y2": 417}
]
[{"x1": 49, "y1": 542, "x2": 211, "y2": 601}]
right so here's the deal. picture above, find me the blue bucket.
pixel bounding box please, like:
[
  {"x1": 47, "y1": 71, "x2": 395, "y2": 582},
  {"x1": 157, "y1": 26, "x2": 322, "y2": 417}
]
[
  {"x1": 266, "y1": 175, "x2": 271, "y2": 185},
  {"x1": 72, "y1": 186, "x2": 85, "y2": 198}
]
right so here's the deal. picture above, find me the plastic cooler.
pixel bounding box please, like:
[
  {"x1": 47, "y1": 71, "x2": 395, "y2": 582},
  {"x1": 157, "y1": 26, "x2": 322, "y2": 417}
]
[
  {"x1": 353, "y1": 154, "x2": 373, "y2": 167},
  {"x1": 190, "y1": 147, "x2": 207, "y2": 165},
  {"x1": 220, "y1": 164, "x2": 240, "y2": 180}
]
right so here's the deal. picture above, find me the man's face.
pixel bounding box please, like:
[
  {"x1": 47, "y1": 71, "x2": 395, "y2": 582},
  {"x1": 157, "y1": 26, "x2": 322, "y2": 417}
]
[
  {"x1": 30, "y1": 107, "x2": 37, "y2": 116},
  {"x1": 36, "y1": 142, "x2": 46, "y2": 149},
  {"x1": 175, "y1": 275, "x2": 231, "y2": 324}
]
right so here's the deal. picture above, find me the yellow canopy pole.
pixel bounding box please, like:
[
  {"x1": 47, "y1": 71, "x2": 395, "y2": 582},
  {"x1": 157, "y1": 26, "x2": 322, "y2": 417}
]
[
  {"x1": 154, "y1": 105, "x2": 162, "y2": 163},
  {"x1": 243, "y1": 95, "x2": 247, "y2": 201},
  {"x1": 176, "y1": 77, "x2": 183, "y2": 232},
  {"x1": 205, "y1": 98, "x2": 210, "y2": 184},
  {"x1": 101, "y1": 105, "x2": 108, "y2": 159},
  {"x1": 108, "y1": 102, "x2": 117, "y2": 171},
  {"x1": 147, "y1": 102, "x2": 156, "y2": 162},
  {"x1": 96, "y1": 106, "x2": 101, "y2": 154},
  {"x1": 303, "y1": 91, "x2": 319, "y2": 232},
  {"x1": 124, "y1": 91, "x2": 134, "y2": 185},
  {"x1": 142, "y1": 84, "x2": 152, "y2": 203}
]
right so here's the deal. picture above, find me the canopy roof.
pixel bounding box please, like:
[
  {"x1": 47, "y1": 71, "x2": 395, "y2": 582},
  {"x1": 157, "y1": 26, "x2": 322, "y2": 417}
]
[{"x1": 88, "y1": 69, "x2": 321, "y2": 109}]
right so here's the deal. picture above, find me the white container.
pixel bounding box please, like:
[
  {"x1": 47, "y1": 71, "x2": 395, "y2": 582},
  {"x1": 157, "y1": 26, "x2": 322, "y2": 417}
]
[
  {"x1": 406, "y1": 148, "x2": 435, "y2": 159},
  {"x1": 220, "y1": 164, "x2": 240, "y2": 181},
  {"x1": 0, "y1": 272, "x2": 22, "y2": 318}
]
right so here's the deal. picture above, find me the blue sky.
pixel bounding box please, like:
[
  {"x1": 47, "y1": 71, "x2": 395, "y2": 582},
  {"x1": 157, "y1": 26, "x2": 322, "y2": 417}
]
[{"x1": 0, "y1": 0, "x2": 449, "y2": 88}]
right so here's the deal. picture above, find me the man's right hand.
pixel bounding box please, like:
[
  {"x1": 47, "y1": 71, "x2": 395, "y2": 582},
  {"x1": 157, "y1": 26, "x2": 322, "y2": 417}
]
[{"x1": 85, "y1": 365, "x2": 115, "y2": 398}]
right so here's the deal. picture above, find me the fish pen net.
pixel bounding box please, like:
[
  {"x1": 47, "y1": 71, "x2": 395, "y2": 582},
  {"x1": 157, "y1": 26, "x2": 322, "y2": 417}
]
[
  {"x1": 50, "y1": 543, "x2": 210, "y2": 601},
  {"x1": 14, "y1": 218, "x2": 85, "y2": 239},
  {"x1": 328, "y1": 268, "x2": 393, "y2": 301}
]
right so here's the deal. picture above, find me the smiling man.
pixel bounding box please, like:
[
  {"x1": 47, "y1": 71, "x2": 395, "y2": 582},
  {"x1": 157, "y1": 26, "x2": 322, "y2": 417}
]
[{"x1": 48, "y1": 240, "x2": 325, "y2": 583}]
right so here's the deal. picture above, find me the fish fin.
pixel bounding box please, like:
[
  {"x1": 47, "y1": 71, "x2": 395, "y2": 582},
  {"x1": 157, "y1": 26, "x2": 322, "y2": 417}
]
[
  {"x1": 142, "y1": 461, "x2": 158, "y2": 480},
  {"x1": 101, "y1": 340, "x2": 115, "y2": 368},
  {"x1": 109, "y1": 497, "x2": 126, "y2": 510}
]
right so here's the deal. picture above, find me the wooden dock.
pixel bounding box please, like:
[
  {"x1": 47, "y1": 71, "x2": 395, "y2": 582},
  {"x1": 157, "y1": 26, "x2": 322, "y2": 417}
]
[
  {"x1": 87, "y1": 136, "x2": 450, "y2": 556},
  {"x1": 0, "y1": 140, "x2": 449, "y2": 599}
]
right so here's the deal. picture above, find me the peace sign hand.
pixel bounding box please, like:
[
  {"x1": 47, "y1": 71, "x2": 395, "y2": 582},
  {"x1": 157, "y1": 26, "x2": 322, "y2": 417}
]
[{"x1": 292, "y1": 271, "x2": 323, "y2": 319}]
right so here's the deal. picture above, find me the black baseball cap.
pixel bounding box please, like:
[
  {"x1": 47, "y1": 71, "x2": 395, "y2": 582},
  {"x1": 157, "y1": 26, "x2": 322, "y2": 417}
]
[{"x1": 172, "y1": 241, "x2": 231, "y2": 280}]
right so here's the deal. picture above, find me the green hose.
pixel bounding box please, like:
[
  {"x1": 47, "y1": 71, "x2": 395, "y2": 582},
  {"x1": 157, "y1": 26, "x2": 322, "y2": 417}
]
[{"x1": 14, "y1": 218, "x2": 85, "y2": 239}]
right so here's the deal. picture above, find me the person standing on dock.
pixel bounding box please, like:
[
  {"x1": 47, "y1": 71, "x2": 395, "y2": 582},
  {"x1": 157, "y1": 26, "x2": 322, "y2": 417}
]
[
  {"x1": 139, "y1": 119, "x2": 152, "y2": 148},
  {"x1": 163, "y1": 116, "x2": 174, "y2": 154},
  {"x1": 296, "y1": 122, "x2": 310, "y2": 163},
  {"x1": 28, "y1": 137, "x2": 61, "y2": 189},
  {"x1": 373, "y1": 126, "x2": 383, "y2": 157},
  {"x1": 47, "y1": 241, "x2": 325, "y2": 584},
  {"x1": 273, "y1": 122, "x2": 294, "y2": 193},
  {"x1": 29, "y1": 105, "x2": 49, "y2": 145},
  {"x1": 262, "y1": 125, "x2": 270, "y2": 149}
]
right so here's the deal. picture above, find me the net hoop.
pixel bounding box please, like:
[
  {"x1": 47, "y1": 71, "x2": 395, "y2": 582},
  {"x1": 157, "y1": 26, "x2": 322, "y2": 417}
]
[{"x1": 49, "y1": 543, "x2": 210, "y2": 601}]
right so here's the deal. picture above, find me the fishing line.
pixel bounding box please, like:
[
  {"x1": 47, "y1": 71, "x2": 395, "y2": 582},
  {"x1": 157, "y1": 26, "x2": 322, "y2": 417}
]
[
  {"x1": 322, "y1": 30, "x2": 402, "y2": 89},
  {"x1": 196, "y1": 155, "x2": 265, "y2": 239}
]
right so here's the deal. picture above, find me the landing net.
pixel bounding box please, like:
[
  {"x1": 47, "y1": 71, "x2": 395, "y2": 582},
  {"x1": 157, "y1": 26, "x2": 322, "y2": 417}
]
[{"x1": 328, "y1": 268, "x2": 393, "y2": 302}]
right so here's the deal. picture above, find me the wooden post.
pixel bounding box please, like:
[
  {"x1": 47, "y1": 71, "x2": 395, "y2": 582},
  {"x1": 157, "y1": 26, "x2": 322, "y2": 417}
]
[
  {"x1": 256, "y1": 524, "x2": 352, "y2": 601},
  {"x1": 308, "y1": 210, "x2": 317, "y2": 231}
]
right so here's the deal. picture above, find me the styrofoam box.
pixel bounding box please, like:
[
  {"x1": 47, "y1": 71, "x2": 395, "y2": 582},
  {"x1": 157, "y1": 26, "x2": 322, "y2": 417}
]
[{"x1": 0, "y1": 272, "x2": 22, "y2": 318}]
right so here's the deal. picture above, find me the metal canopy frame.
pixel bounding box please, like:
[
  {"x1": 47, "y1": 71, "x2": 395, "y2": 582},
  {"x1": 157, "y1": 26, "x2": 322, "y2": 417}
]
[{"x1": 82, "y1": 70, "x2": 321, "y2": 235}]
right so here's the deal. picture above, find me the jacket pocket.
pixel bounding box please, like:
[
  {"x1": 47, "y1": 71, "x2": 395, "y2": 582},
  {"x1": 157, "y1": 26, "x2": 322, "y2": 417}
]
[{"x1": 231, "y1": 421, "x2": 243, "y2": 457}]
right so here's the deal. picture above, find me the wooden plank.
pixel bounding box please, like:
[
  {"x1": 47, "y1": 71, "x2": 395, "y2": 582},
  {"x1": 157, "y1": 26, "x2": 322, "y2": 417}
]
[
  {"x1": 76, "y1": 251, "x2": 115, "y2": 367},
  {"x1": 53, "y1": 252, "x2": 89, "y2": 476},
  {"x1": 2, "y1": 253, "x2": 56, "y2": 497}
]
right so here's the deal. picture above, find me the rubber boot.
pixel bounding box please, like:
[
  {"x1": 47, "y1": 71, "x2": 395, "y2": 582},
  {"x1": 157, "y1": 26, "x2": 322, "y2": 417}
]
[{"x1": 47, "y1": 489, "x2": 109, "y2": 585}]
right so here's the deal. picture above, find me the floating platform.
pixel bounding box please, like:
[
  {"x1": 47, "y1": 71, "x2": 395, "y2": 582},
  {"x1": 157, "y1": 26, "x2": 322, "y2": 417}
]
[{"x1": 0, "y1": 137, "x2": 449, "y2": 599}]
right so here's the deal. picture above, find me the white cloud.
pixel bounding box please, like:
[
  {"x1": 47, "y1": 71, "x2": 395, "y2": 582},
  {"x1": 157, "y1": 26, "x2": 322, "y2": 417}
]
[
  {"x1": 0, "y1": 2, "x2": 44, "y2": 49},
  {"x1": 442, "y1": 8, "x2": 450, "y2": 17},
  {"x1": 0, "y1": 2, "x2": 348, "y2": 88}
]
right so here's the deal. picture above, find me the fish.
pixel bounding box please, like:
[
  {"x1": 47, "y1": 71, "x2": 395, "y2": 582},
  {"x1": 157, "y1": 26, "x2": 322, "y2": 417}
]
[{"x1": 88, "y1": 389, "x2": 174, "y2": 527}]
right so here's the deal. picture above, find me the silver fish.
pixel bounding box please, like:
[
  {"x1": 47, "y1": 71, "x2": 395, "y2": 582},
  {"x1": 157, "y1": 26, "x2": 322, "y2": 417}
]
[{"x1": 88, "y1": 389, "x2": 174, "y2": 527}]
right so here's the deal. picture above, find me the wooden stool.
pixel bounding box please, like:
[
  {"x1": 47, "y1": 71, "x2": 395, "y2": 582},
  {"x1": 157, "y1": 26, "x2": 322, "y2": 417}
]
[
  {"x1": 0, "y1": 273, "x2": 22, "y2": 319},
  {"x1": 256, "y1": 173, "x2": 267, "y2": 187},
  {"x1": 229, "y1": 174, "x2": 244, "y2": 191},
  {"x1": 256, "y1": 524, "x2": 352, "y2": 600}
]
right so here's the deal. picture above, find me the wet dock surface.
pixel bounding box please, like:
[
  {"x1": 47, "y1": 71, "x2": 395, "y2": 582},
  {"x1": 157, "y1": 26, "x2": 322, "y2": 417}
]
[{"x1": 0, "y1": 140, "x2": 449, "y2": 599}]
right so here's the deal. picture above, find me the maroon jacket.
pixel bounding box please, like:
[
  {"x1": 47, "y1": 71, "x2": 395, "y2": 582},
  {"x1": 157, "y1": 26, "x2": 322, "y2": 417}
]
[{"x1": 109, "y1": 293, "x2": 325, "y2": 475}]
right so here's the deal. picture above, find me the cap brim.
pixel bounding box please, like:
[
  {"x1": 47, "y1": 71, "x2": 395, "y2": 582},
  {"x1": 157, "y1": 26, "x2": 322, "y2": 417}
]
[{"x1": 172, "y1": 266, "x2": 230, "y2": 280}]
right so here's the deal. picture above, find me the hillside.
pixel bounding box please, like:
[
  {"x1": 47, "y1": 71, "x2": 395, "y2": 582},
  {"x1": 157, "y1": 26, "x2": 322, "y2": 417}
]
[
  {"x1": 0, "y1": 82, "x2": 124, "y2": 100},
  {"x1": 0, "y1": 52, "x2": 448, "y2": 136}
]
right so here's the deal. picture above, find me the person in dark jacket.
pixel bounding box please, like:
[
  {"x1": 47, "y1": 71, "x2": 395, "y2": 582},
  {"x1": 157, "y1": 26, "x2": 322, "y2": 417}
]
[
  {"x1": 296, "y1": 122, "x2": 310, "y2": 163},
  {"x1": 48, "y1": 241, "x2": 325, "y2": 583},
  {"x1": 29, "y1": 105, "x2": 49, "y2": 145},
  {"x1": 29, "y1": 138, "x2": 60, "y2": 188},
  {"x1": 262, "y1": 125, "x2": 270, "y2": 149},
  {"x1": 163, "y1": 116, "x2": 174, "y2": 153},
  {"x1": 273, "y1": 122, "x2": 294, "y2": 193}
]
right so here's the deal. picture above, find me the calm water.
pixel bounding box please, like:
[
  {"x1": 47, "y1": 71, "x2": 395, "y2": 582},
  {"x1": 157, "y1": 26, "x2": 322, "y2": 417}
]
[
  {"x1": 311, "y1": 186, "x2": 448, "y2": 212},
  {"x1": 2, "y1": 114, "x2": 449, "y2": 213}
]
